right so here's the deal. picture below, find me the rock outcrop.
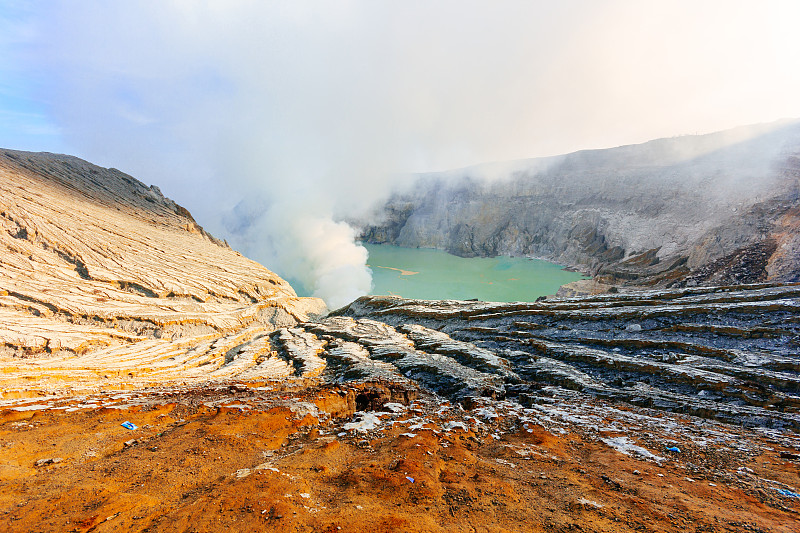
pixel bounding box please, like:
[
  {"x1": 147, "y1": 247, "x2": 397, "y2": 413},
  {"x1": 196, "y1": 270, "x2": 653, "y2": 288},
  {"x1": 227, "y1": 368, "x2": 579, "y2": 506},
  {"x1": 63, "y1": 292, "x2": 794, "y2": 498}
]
[
  {"x1": 357, "y1": 120, "x2": 800, "y2": 289},
  {"x1": 303, "y1": 282, "x2": 800, "y2": 429},
  {"x1": 0, "y1": 149, "x2": 326, "y2": 394}
]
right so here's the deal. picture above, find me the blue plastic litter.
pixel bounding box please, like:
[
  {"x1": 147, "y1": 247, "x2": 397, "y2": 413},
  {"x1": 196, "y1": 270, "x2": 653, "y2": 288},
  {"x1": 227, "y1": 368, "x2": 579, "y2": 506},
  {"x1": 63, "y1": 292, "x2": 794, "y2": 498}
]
[
  {"x1": 406, "y1": 476, "x2": 415, "y2": 483},
  {"x1": 775, "y1": 488, "x2": 800, "y2": 498},
  {"x1": 121, "y1": 421, "x2": 138, "y2": 430},
  {"x1": 665, "y1": 446, "x2": 681, "y2": 453}
]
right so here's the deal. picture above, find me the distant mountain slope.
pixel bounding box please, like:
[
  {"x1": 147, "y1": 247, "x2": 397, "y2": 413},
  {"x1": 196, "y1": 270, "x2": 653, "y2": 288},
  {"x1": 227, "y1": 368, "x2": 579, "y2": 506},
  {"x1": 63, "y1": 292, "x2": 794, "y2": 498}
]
[
  {"x1": 0, "y1": 149, "x2": 325, "y2": 394},
  {"x1": 358, "y1": 120, "x2": 800, "y2": 289}
]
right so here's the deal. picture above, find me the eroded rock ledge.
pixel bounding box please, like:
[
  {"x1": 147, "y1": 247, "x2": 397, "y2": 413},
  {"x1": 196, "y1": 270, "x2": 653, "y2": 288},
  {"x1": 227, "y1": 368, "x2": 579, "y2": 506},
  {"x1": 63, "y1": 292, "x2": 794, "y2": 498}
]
[
  {"x1": 267, "y1": 282, "x2": 799, "y2": 430},
  {"x1": 0, "y1": 149, "x2": 326, "y2": 393}
]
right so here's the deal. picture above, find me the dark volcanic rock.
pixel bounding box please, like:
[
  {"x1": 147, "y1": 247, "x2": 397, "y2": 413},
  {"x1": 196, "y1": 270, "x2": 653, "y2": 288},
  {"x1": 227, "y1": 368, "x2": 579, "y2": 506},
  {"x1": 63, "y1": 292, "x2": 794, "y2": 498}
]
[{"x1": 286, "y1": 282, "x2": 800, "y2": 429}]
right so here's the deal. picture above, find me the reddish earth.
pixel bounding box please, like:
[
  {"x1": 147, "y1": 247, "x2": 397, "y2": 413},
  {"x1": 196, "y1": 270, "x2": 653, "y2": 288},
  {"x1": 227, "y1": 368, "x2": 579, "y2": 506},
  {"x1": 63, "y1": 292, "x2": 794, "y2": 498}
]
[{"x1": 1, "y1": 384, "x2": 798, "y2": 532}]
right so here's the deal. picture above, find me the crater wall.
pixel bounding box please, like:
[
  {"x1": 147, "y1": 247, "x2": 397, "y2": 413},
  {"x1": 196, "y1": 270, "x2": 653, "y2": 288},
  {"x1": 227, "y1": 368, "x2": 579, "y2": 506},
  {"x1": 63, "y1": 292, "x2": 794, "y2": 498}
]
[{"x1": 358, "y1": 121, "x2": 800, "y2": 289}]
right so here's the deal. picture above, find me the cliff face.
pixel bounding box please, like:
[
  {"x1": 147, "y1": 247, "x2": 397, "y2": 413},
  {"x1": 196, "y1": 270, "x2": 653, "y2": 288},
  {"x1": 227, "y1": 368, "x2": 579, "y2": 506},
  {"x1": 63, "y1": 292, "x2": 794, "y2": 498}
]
[
  {"x1": 0, "y1": 149, "x2": 326, "y2": 393},
  {"x1": 359, "y1": 121, "x2": 800, "y2": 288}
]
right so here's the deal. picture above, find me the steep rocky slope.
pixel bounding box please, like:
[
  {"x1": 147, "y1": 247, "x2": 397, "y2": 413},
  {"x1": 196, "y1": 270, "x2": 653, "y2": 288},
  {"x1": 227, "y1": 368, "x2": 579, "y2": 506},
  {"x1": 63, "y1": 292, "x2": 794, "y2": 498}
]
[
  {"x1": 0, "y1": 149, "x2": 326, "y2": 394},
  {"x1": 358, "y1": 120, "x2": 800, "y2": 289}
]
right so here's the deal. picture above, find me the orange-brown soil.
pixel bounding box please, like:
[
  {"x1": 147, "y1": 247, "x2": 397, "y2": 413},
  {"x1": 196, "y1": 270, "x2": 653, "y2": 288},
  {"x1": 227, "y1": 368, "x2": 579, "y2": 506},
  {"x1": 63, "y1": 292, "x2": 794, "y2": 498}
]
[{"x1": 1, "y1": 385, "x2": 798, "y2": 533}]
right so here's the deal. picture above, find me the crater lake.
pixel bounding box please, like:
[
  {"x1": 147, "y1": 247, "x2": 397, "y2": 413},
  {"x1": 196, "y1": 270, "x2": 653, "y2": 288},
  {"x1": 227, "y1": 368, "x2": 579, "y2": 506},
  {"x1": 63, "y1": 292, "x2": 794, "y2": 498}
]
[{"x1": 364, "y1": 243, "x2": 586, "y2": 302}]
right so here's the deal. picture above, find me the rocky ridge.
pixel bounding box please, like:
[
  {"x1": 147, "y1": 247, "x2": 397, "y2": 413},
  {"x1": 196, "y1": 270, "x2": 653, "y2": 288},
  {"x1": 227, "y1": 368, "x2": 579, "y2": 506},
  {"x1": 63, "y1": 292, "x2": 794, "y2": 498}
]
[
  {"x1": 324, "y1": 283, "x2": 800, "y2": 429},
  {"x1": 357, "y1": 120, "x2": 800, "y2": 289},
  {"x1": 0, "y1": 149, "x2": 326, "y2": 395}
]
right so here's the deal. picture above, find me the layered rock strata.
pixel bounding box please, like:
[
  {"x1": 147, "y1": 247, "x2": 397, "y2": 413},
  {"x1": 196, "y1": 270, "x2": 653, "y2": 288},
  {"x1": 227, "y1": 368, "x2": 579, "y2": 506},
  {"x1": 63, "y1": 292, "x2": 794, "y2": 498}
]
[
  {"x1": 2, "y1": 149, "x2": 798, "y2": 434},
  {"x1": 2, "y1": 147, "x2": 799, "y2": 531},
  {"x1": 0, "y1": 149, "x2": 326, "y2": 394},
  {"x1": 314, "y1": 282, "x2": 800, "y2": 429}
]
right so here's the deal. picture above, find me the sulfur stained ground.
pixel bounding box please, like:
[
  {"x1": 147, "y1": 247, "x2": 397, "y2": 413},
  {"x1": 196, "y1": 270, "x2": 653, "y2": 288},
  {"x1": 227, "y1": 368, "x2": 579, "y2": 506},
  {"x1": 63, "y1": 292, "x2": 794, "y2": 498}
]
[{"x1": 0, "y1": 385, "x2": 798, "y2": 533}]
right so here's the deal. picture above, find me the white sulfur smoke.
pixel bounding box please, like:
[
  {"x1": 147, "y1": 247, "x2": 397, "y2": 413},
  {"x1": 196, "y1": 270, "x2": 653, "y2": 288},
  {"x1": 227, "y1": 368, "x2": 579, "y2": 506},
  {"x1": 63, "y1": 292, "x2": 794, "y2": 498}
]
[
  {"x1": 226, "y1": 198, "x2": 372, "y2": 309},
  {"x1": 8, "y1": 1, "x2": 800, "y2": 307}
]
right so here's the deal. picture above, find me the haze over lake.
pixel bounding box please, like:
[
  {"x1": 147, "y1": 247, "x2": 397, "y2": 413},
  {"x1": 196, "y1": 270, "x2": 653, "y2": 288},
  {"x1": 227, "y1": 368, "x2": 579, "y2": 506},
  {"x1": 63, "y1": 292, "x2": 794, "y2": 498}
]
[{"x1": 363, "y1": 244, "x2": 586, "y2": 302}]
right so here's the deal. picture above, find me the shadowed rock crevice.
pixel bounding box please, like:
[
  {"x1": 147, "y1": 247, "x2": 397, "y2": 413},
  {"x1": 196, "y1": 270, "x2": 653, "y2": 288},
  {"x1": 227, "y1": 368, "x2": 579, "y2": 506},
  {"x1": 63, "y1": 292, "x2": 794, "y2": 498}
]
[{"x1": 114, "y1": 280, "x2": 158, "y2": 298}]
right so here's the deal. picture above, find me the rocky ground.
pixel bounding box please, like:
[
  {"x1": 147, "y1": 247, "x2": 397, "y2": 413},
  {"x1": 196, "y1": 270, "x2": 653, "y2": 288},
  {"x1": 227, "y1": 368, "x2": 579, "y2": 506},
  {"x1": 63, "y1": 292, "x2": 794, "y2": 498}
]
[
  {"x1": 2, "y1": 280, "x2": 798, "y2": 531},
  {"x1": 1, "y1": 383, "x2": 799, "y2": 533}
]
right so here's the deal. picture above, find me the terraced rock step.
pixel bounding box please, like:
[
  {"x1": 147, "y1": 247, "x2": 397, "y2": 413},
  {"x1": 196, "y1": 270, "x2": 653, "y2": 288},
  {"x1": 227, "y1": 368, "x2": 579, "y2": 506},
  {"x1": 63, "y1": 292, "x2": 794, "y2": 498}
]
[
  {"x1": 304, "y1": 317, "x2": 505, "y2": 400},
  {"x1": 323, "y1": 283, "x2": 800, "y2": 429},
  {"x1": 0, "y1": 149, "x2": 327, "y2": 395}
]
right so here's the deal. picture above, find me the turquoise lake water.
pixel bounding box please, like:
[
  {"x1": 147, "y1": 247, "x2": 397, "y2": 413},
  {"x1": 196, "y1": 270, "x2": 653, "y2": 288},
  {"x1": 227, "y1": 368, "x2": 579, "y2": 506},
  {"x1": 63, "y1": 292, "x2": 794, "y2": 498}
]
[{"x1": 363, "y1": 244, "x2": 586, "y2": 302}]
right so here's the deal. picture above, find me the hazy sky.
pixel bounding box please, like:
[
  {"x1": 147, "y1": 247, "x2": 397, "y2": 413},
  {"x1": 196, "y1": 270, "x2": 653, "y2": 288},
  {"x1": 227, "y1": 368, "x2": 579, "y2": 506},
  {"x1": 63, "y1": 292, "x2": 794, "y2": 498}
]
[{"x1": 2, "y1": 1, "x2": 800, "y2": 306}]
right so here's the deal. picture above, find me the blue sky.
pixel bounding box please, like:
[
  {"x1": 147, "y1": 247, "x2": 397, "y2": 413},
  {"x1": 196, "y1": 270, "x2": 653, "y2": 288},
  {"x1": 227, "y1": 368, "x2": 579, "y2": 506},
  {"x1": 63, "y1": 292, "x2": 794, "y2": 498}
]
[{"x1": 0, "y1": 2, "x2": 69, "y2": 153}]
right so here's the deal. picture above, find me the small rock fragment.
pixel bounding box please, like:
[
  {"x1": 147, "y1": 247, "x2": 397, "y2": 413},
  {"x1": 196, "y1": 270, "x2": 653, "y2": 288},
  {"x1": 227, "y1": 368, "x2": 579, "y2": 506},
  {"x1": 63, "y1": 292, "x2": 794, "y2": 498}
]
[{"x1": 577, "y1": 498, "x2": 604, "y2": 509}]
